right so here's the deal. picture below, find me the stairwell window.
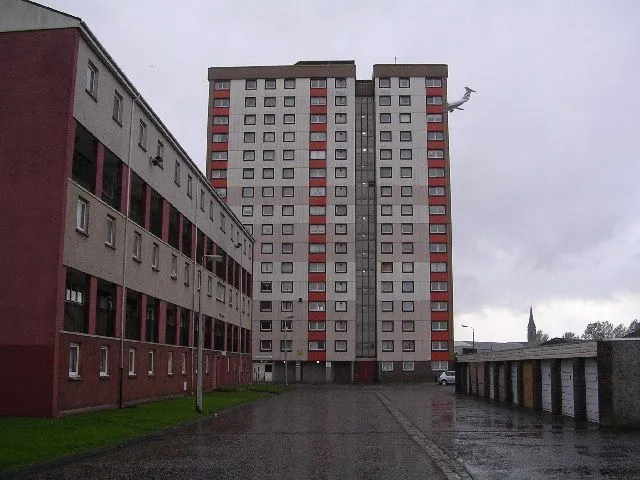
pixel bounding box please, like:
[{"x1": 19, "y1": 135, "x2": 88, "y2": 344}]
[
  {"x1": 86, "y1": 61, "x2": 98, "y2": 98},
  {"x1": 76, "y1": 198, "x2": 89, "y2": 234},
  {"x1": 69, "y1": 343, "x2": 80, "y2": 378}
]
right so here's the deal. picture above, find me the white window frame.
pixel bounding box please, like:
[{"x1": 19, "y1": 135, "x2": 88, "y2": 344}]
[
  {"x1": 69, "y1": 343, "x2": 80, "y2": 378},
  {"x1": 76, "y1": 198, "x2": 88, "y2": 233},
  {"x1": 128, "y1": 348, "x2": 136, "y2": 376}
]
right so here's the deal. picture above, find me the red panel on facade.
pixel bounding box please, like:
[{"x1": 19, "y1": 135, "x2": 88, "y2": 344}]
[
  {"x1": 431, "y1": 330, "x2": 449, "y2": 341},
  {"x1": 429, "y1": 215, "x2": 449, "y2": 224},
  {"x1": 210, "y1": 143, "x2": 228, "y2": 152},
  {"x1": 309, "y1": 159, "x2": 327, "y2": 169},
  {"x1": 209, "y1": 161, "x2": 228, "y2": 170},
  {"x1": 426, "y1": 105, "x2": 444, "y2": 114},
  {"x1": 431, "y1": 351, "x2": 450, "y2": 361},
  {"x1": 309, "y1": 141, "x2": 326, "y2": 151},
  {"x1": 0, "y1": 28, "x2": 79, "y2": 417},
  {"x1": 309, "y1": 105, "x2": 327, "y2": 115},
  {"x1": 309, "y1": 123, "x2": 327, "y2": 133},
  {"x1": 211, "y1": 125, "x2": 229, "y2": 134},
  {"x1": 431, "y1": 312, "x2": 449, "y2": 321},
  {"x1": 308, "y1": 253, "x2": 326, "y2": 263},
  {"x1": 307, "y1": 351, "x2": 326, "y2": 362},
  {"x1": 310, "y1": 87, "x2": 327, "y2": 96},
  {"x1": 428, "y1": 177, "x2": 447, "y2": 187},
  {"x1": 211, "y1": 107, "x2": 230, "y2": 116},
  {"x1": 427, "y1": 123, "x2": 445, "y2": 132},
  {"x1": 430, "y1": 272, "x2": 449, "y2": 282},
  {"x1": 429, "y1": 234, "x2": 448, "y2": 244},
  {"x1": 308, "y1": 311, "x2": 326, "y2": 321},
  {"x1": 308, "y1": 292, "x2": 326, "y2": 302},
  {"x1": 309, "y1": 196, "x2": 327, "y2": 206},
  {"x1": 309, "y1": 178, "x2": 327, "y2": 187},
  {"x1": 430, "y1": 253, "x2": 449, "y2": 263},
  {"x1": 430, "y1": 292, "x2": 449, "y2": 302},
  {"x1": 308, "y1": 273, "x2": 327, "y2": 283},
  {"x1": 210, "y1": 179, "x2": 227, "y2": 188},
  {"x1": 309, "y1": 215, "x2": 326, "y2": 224},
  {"x1": 425, "y1": 87, "x2": 443, "y2": 96},
  {"x1": 427, "y1": 140, "x2": 446, "y2": 149},
  {"x1": 308, "y1": 235, "x2": 326, "y2": 245},
  {"x1": 427, "y1": 159, "x2": 446, "y2": 169},
  {"x1": 211, "y1": 89, "x2": 230, "y2": 98},
  {"x1": 307, "y1": 331, "x2": 326, "y2": 341},
  {"x1": 428, "y1": 196, "x2": 447, "y2": 206}
]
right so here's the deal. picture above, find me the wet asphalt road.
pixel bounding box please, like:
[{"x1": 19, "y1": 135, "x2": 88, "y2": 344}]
[{"x1": 16, "y1": 384, "x2": 640, "y2": 479}]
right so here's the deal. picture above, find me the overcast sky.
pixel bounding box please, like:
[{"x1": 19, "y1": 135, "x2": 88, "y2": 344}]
[{"x1": 43, "y1": 0, "x2": 640, "y2": 342}]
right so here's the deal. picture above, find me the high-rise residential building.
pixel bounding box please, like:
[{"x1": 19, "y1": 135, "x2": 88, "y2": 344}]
[
  {"x1": 0, "y1": 0, "x2": 253, "y2": 417},
  {"x1": 206, "y1": 61, "x2": 453, "y2": 382}
]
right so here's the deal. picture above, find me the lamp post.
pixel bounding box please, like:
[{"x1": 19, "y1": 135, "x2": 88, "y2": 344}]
[
  {"x1": 197, "y1": 254, "x2": 222, "y2": 413},
  {"x1": 461, "y1": 324, "x2": 475, "y2": 353},
  {"x1": 284, "y1": 314, "x2": 294, "y2": 386},
  {"x1": 233, "y1": 242, "x2": 243, "y2": 386}
]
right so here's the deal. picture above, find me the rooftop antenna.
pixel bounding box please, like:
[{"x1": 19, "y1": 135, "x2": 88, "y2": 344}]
[{"x1": 394, "y1": 56, "x2": 397, "y2": 64}]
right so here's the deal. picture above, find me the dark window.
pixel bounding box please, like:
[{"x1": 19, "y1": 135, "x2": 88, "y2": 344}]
[
  {"x1": 214, "y1": 319, "x2": 224, "y2": 350},
  {"x1": 64, "y1": 268, "x2": 88, "y2": 333},
  {"x1": 102, "y1": 150, "x2": 121, "y2": 210},
  {"x1": 96, "y1": 279, "x2": 116, "y2": 337},
  {"x1": 196, "y1": 229, "x2": 204, "y2": 263},
  {"x1": 204, "y1": 315, "x2": 212, "y2": 349},
  {"x1": 125, "y1": 289, "x2": 141, "y2": 340},
  {"x1": 168, "y1": 204, "x2": 179, "y2": 249},
  {"x1": 72, "y1": 123, "x2": 96, "y2": 192},
  {"x1": 129, "y1": 172, "x2": 145, "y2": 226},
  {"x1": 182, "y1": 217, "x2": 192, "y2": 257},
  {"x1": 165, "y1": 303, "x2": 176, "y2": 345},
  {"x1": 179, "y1": 308, "x2": 190, "y2": 346},
  {"x1": 146, "y1": 297, "x2": 159, "y2": 343},
  {"x1": 149, "y1": 189, "x2": 163, "y2": 238}
]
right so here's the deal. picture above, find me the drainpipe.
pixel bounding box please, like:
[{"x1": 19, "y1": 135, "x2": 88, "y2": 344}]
[{"x1": 119, "y1": 93, "x2": 140, "y2": 408}]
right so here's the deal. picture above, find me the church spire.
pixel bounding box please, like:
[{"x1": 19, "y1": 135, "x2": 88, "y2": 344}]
[{"x1": 527, "y1": 306, "x2": 536, "y2": 346}]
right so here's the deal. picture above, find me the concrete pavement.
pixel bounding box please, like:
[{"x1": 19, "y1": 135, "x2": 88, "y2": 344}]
[{"x1": 12, "y1": 384, "x2": 640, "y2": 479}]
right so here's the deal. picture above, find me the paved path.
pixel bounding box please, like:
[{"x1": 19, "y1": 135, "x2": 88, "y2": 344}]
[{"x1": 16, "y1": 384, "x2": 640, "y2": 479}]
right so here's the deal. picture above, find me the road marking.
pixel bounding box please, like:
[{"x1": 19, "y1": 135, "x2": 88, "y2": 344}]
[{"x1": 377, "y1": 393, "x2": 473, "y2": 480}]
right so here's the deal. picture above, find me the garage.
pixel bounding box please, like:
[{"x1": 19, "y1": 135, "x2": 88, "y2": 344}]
[
  {"x1": 561, "y1": 359, "x2": 575, "y2": 417},
  {"x1": 489, "y1": 363, "x2": 496, "y2": 400},
  {"x1": 585, "y1": 358, "x2": 599, "y2": 423},
  {"x1": 511, "y1": 362, "x2": 519, "y2": 405},
  {"x1": 541, "y1": 360, "x2": 552, "y2": 412}
]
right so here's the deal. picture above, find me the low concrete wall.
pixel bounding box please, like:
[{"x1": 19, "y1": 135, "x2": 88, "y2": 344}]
[{"x1": 605, "y1": 340, "x2": 640, "y2": 428}]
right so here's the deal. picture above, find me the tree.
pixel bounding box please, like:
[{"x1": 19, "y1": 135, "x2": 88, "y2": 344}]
[
  {"x1": 562, "y1": 331, "x2": 578, "y2": 340},
  {"x1": 629, "y1": 319, "x2": 640, "y2": 334},
  {"x1": 535, "y1": 329, "x2": 549, "y2": 344},
  {"x1": 581, "y1": 321, "x2": 628, "y2": 340}
]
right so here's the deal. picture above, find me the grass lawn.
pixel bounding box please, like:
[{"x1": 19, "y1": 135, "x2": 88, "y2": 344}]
[{"x1": 0, "y1": 389, "x2": 266, "y2": 474}]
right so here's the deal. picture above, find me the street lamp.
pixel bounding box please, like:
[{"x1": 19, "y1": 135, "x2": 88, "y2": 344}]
[
  {"x1": 233, "y1": 242, "x2": 243, "y2": 386},
  {"x1": 461, "y1": 324, "x2": 475, "y2": 353},
  {"x1": 284, "y1": 314, "x2": 294, "y2": 386},
  {"x1": 197, "y1": 253, "x2": 222, "y2": 413}
]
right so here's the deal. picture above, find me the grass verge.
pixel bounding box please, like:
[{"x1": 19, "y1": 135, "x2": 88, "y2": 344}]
[{"x1": 0, "y1": 390, "x2": 264, "y2": 474}]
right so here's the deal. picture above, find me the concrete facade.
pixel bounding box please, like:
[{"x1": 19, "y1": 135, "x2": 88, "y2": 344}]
[{"x1": 0, "y1": 0, "x2": 254, "y2": 417}]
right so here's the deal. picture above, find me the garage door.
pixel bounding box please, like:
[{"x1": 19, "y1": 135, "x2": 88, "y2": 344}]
[
  {"x1": 585, "y1": 359, "x2": 599, "y2": 423},
  {"x1": 541, "y1": 360, "x2": 552, "y2": 412},
  {"x1": 511, "y1": 362, "x2": 519, "y2": 405},
  {"x1": 489, "y1": 363, "x2": 496, "y2": 399},
  {"x1": 561, "y1": 359, "x2": 575, "y2": 417}
]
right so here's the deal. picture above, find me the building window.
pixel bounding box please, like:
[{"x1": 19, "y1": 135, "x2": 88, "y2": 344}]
[
  {"x1": 335, "y1": 167, "x2": 347, "y2": 178},
  {"x1": 378, "y1": 95, "x2": 391, "y2": 106},
  {"x1": 187, "y1": 175, "x2": 193, "y2": 198},
  {"x1": 335, "y1": 96, "x2": 347, "y2": 106},
  {"x1": 184, "y1": 262, "x2": 190, "y2": 285},
  {"x1": 335, "y1": 113, "x2": 347, "y2": 124},
  {"x1": 378, "y1": 77, "x2": 390, "y2": 88},
  {"x1": 426, "y1": 78, "x2": 443, "y2": 87},
  {"x1": 380, "y1": 186, "x2": 392, "y2": 197},
  {"x1": 112, "y1": 91, "x2": 123, "y2": 124},
  {"x1": 128, "y1": 348, "x2": 136, "y2": 375},
  {"x1": 308, "y1": 341, "x2": 326, "y2": 351},
  {"x1": 432, "y1": 321, "x2": 449, "y2": 332},
  {"x1": 69, "y1": 343, "x2": 80, "y2": 377},
  {"x1": 401, "y1": 205, "x2": 413, "y2": 216},
  {"x1": 181, "y1": 352, "x2": 187, "y2": 374},
  {"x1": 381, "y1": 361, "x2": 394, "y2": 372},
  {"x1": 264, "y1": 97, "x2": 276, "y2": 107},
  {"x1": 335, "y1": 281, "x2": 347, "y2": 293},
  {"x1": 428, "y1": 149, "x2": 445, "y2": 159},
  {"x1": 133, "y1": 232, "x2": 142, "y2": 261},
  {"x1": 382, "y1": 340, "x2": 394, "y2": 352},
  {"x1": 430, "y1": 224, "x2": 447, "y2": 234},
  {"x1": 380, "y1": 131, "x2": 392, "y2": 142},
  {"x1": 402, "y1": 340, "x2": 415, "y2": 352},
  {"x1": 138, "y1": 120, "x2": 147, "y2": 150},
  {"x1": 99, "y1": 346, "x2": 109, "y2": 377},
  {"x1": 427, "y1": 114, "x2": 443, "y2": 123},
  {"x1": 399, "y1": 77, "x2": 410, "y2": 88},
  {"x1": 148, "y1": 350, "x2": 155, "y2": 376},
  {"x1": 402, "y1": 301, "x2": 414, "y2": 312},
  {"x1": 431, "y1": 262, "x2": 447, "y2": 273},
  {"x1": 400, "y1": 131, "x2": 412, "y2": 142},
  {"x1": 427, "y1": 131, "x2": 445, "y2": 141},
  {"x1": 381, "y1": 262, "x2": 393, "y2": 273},
  {"x1": 380, "y1": 243, "x2": 393, "y2": 254},
  {"x1": 284, "y1": 78, "x2": 296, "y2": 89},
  {"x1": 381, "y1": 205, "x2": 392, "y2": 216},
  {"x1": 381, "y1": 321, "x2": 394, "y2": 332},
  {"x1": 151, "y1": 242, "x2": 159, "y2": 270},
  {"x1": 431, "y1": 281, "x2": 448, "y2": 292},
  {"x1": 264, "y1": 114, "x2": 275, "y2": 125},
  {"x1": 244, "y1": 114, "x2": 256, "y2": 126},
  {"x1": 402, "y1": 320, "x2": 415, "y2": 332},
  {"x1": 381, "y1": 301, "x2": 393, "y2": 312},
  {"x1": 310, "y1": 78, "x2": 327, "y2": 88},
  {"x1": 428, "y1": 168, "x2": 445, "y2": 178},
  {"x1": 335, "y1": 340, "x2": 347, "y2": 352},
  {"x1": 427, "y1": 96, "x2": 444, "y2": 105},
  {"x1": 431, "y1": 301, "x2": 448, "y2": 311},
  {"x1": 335, "y1": 320, "x2": 347, "y2": 332},
  {"x1": 245, "y1": 79, "x2": 257, "y2": 90},
  {"x1": 213, "y1": 98, "x2": 230, "y2": 107},
  {"x1": 430, "y1": 205, "x2": 446, "y2": 215},
  {"x1": 260, "y1": 340, "x2": 272, "y2": 352},
  {"x1": 245, "y1": 96, "x2": 256, "y2": 107},
  {"x1": 76, "y1": 198, "x2": 88, "y2": 233},
  {"x1": 430, "y1": 243, "x2": 447, "y2": 253},
  {"x1": 432, "y1": 341, "x2": 449, "y2": 351},
  {"x1": 402, "y1": 361, "x2": 415, "y2": 372},
  {"x1": 399, "y1": 95, "x2": 411, "y2": 106},
  {"x1": 86, "y1": 61, "x2": 98, "y2": 98},
  {"x1": 213, "y1": 80, "x2": 230, "y2": 90},
  {"x1": 381, "y1": 281, "x2": 393, "y2": 293},
  {"x1": 335, "y1": 301, "x2": 347, "y2": 312},
  {"x1": 401, "y1": 242, "x2": 414, "y2": 254},
  {"x1": 335, "y1": 131, "x2": 347, "y2": 142},
  {"x1": 281, "y1": 262, "x2": 293, "y2": 274},
  {"x1": 399, "y1": 113, "x2": 411, "y2": 123},
  {"x1": 432, "y1": 361, "x2": 449, "y2": 371}
]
